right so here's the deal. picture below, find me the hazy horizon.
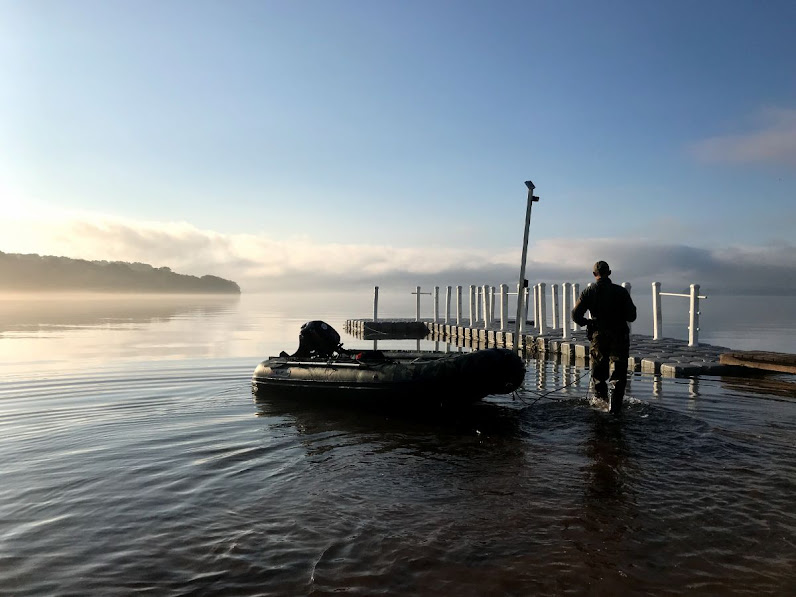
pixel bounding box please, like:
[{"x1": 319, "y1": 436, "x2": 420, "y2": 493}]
[{"x1": 1, "y1": 242, "x2": 794, "y2": 297}]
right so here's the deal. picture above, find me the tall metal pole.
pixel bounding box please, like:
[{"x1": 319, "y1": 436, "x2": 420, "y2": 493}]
[{"x1": 515, "y1": 180, "x2": 539, "y2": 351}]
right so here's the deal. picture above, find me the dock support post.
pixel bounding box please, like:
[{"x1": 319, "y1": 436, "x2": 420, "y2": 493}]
[
  {"x1": 456, "y1": 286, "x2": 463, "y2": 325},
  {"x1": 562, "y1": 283, "x2": 571, "y2": 339},
  {"x1": 482, "y1": 284, "x2": 490, "y2": 329},
  {"x1": 538, "y1": 282, "x2": 547, "y2": 334},
  {"x1": 551, "y1": 284, "x2": 559, "y2": 329},
  {"x1": 622, "y1": 282, "x2": 632, "y2": 334},
  {"x1": 477, "y1": 286, "x2": 483, "y2": 323},
  {"x1": 500, "y1": 284, "x2": 508, "y2": 331},
  {"x1": 415, "y1": 286, "x2": 421, "y2": 322},
  {"x1": 373, "y1": 286, "x2": 379, "y2": 322},
  {"x1": 652, "y1": 281, "x2": 662, "y2": 340},
  {"x1": 522, "y1": 287, "x2": 530, "y2": 333},
  {"x1": 482, "y1": 286, "x2": 487, "y2": 326},
  {"x1": 533, "y1": 285, "x2": 540, "y2": 331},
  {"x1": 469, "y1": 285, "x2": 476, "y2": 326},
  {"x1": 489, "y1": 286, "x2": 495, "y2": 324},
  {"x1": 445, "y1": 286, "x2": 452, "y2": 324},
  {"x1": 433, "y1": 286, "x2": 440, "y2": 323},
  {"x1": 572, "y1": 283, "x2": 580, "y2": 330},
  {"x1": 689, "y1": 284, "x2": 700, "y2": 347}
]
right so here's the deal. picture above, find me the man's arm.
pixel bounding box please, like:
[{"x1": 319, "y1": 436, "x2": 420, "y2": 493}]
[{"x1": 571, "y1": 290, "x2": 590, "y2": 326}]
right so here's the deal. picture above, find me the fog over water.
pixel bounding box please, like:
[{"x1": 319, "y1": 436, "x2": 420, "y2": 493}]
[
  {"x1": 0, "y1": 290, "x2": 793, "y2": 368},
  {"x1": 0, "y1": 291, "x2": 794, "y2": 595}
]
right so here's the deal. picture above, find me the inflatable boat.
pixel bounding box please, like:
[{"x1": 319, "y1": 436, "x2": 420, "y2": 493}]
[
  {"x1": 252, "y1": 348, "x2": 526, "y2": 405},
  {"x1": 252, "y1": 321, "x2": 525, "y2": 406}
]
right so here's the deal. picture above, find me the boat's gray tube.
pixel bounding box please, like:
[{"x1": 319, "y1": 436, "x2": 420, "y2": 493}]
[{"x1": 253, "y1": 348, "x2": 526, "y2": 403}]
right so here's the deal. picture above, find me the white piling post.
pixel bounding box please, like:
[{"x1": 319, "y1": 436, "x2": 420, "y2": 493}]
[
  {"x1": 486, "y1": 286, "x2": 491, "y2": 326},
  {"x1": 415, "y1": 285, "x2": 421, "y2": 322},
  {"x1": 433, "y1": 286, "x2": 440, "y2": 323},
  {"x1": 487, "y1": 285, "x2": 493, "y2": 328},
  {"x1": 477, "y1": 286, "x2": 483, "y2": 323},
  {"x1": 469, "y1": 285, "x2": 476, "y2": 326},
  {"x1": 520, "y1": 286, "x2": 529, "y2": 334},
  {"x1": 373, "y1": 285, "x2": 379, "y2": 322},
  {"x1": 533, "y1": 284, "x2": 540, "y2": 331},
  {"x1": 621, "y1": 282, "x2": 632, "y2": 335},
  {"x1": 572, "y1": 283, "x2": 580, "y2": 330},
  {"x1": 482, "y1": 284, "x2": 490, "y2": 329},
  {"x1": 689, "y1": 283, "x2": 700, "y2": 347},
  {"x1": 538, "y1": 282, "x2": 547, "y2": 334},
  {"x1": 445, "y1": 286, "x2": 452, "y2": 324},
  {"x1": 500, "y1": 284, "x2": 508, "y2": 331},
  {"x1": 489, "y1": 285, "x2": 495, "y2": 326},
  {"x1": 562, "y1": 283, "x2": 571, "y2": 339},
  {"x1": 551, "y1": 284, "x2": 559, "y2": 329},
  {"x1": 456, "y1": 286, "x2": 463, "y2": 325},
  {"x1": 652, "y1": 281, "x2": 662, "y2": 340},
  {"x1": 489, "y1": 286, "x2": 495, "y2": 323}
]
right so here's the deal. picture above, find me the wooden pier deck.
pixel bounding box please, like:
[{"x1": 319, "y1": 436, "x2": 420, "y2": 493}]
[
  {"x1": 719, "y1": 351, "x2": 796, "y2": 375},
  {"x1": 344, "y1": 319, "x2": 756, "y2": 378}
]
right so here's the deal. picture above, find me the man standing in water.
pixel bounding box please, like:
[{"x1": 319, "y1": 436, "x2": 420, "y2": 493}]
[{"x1": 571, "y1": 261, "x2": 637, "y2": 414}]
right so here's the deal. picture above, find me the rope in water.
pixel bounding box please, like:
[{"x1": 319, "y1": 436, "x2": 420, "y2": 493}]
[{"x1": 514, "y1": 369, "x2": 592, "y2": 406}]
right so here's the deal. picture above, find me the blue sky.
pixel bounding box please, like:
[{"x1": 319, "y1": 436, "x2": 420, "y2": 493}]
[{"x1": 1, "y1": 0, "x2": 794, "y2": 291}]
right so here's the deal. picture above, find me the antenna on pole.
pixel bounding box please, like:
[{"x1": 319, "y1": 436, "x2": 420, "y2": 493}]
[{"x1": 515, "y1": 180, "x2": 539, "y2": 352}]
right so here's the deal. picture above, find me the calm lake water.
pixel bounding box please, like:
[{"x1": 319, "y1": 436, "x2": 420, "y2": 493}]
[{"x1": 1, "y1": 292, "x2": 794, "y2": 596}]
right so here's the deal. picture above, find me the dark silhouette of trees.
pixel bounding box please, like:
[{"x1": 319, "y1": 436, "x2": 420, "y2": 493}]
[{"x1": 0, "y1": 251, "x2": 241, "y2": 293}]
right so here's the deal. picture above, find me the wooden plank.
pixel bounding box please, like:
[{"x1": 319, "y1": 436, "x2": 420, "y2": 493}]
[{"x1": 720, "y1": 351, "x2": 796, "y2": 374}]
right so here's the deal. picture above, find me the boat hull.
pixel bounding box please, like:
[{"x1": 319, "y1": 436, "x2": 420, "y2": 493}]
[{"x1": 252, "y1": 348, "x2": 526, "y2": 406}]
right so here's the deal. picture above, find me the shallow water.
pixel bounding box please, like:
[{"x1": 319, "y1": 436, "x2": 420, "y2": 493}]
[{"x1": 1, "y1": 293, "x2": 794, "y2": 595}]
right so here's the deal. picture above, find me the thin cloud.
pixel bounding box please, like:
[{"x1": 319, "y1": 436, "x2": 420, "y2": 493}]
[
  {"x1": 3, "y1": 212, "x2": 792, "y2": 296},
  {"x1": 691, "y1": 107, "x2": 796, "y2": 166}
]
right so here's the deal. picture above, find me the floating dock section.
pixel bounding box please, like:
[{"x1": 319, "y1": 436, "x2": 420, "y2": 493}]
[
  {"x1": 719, "y1": 351, "x2": 796, "y2": 375},
  {"x1": 345, "y1": 318, "x2": 756, "y2": 378}
]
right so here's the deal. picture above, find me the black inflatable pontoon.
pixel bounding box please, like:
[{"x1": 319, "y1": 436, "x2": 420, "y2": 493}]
[{"x1": 252, "y1": 321, "x2": 526, "y2": 406}]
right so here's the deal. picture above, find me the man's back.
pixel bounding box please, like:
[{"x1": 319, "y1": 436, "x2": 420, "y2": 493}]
[{"x1": 572, "y1": 277, "x2": 637, "y2": 331}]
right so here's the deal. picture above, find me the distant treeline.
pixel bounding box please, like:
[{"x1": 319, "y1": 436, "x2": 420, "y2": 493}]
[{"x1": 0, "y1": 251, "x2": 241, "y2": 294}]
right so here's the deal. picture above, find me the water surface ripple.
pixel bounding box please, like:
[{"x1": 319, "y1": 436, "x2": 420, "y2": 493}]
[{"x1": 1, "y1": 356, "x2": 795, "y2": 596}]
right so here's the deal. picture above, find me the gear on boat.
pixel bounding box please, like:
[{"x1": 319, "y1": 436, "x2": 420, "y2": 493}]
[{"x1": 291, "y1": 320, "x2": 344, "y2": 358}]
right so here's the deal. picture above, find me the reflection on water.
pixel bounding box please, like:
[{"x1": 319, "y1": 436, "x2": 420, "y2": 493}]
[
  {"x1": 0, "y1": 293, "x2": 244, "y2": 373},
  {"x1": 1, "y1": 294, "x2": 795, "y2": 595},
  {"x1": 0, "y1": 292, "x2": 240, "y2": 331},
  {"x1": 584, "y1": 416, "x2": 627, "y2": 505},
  {"x1": 722, "y1": 373, "x2": 796, "y2": 400}
]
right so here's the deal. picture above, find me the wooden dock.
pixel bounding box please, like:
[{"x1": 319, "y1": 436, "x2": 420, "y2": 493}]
[
  {"x1": 344, "y1": 319, "x2": 768, "y2": 378},
  {"x1": 719, "y1": 351, "x2": 796, "y2": 375}
]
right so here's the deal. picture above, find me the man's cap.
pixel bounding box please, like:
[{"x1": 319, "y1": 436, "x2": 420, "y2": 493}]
[{"x1": 593, "y1": 261, "x2": 611, "y2": 275}]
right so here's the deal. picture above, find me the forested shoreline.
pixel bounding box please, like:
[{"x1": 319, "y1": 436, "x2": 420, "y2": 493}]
[{"x1": 0, "y1": 251, "x2": 241, "y2": 294}]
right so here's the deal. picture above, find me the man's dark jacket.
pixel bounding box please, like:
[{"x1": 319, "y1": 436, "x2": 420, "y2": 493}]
[{"x1": 571, "y1": 277, "x2": 637, "y2": 332}]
